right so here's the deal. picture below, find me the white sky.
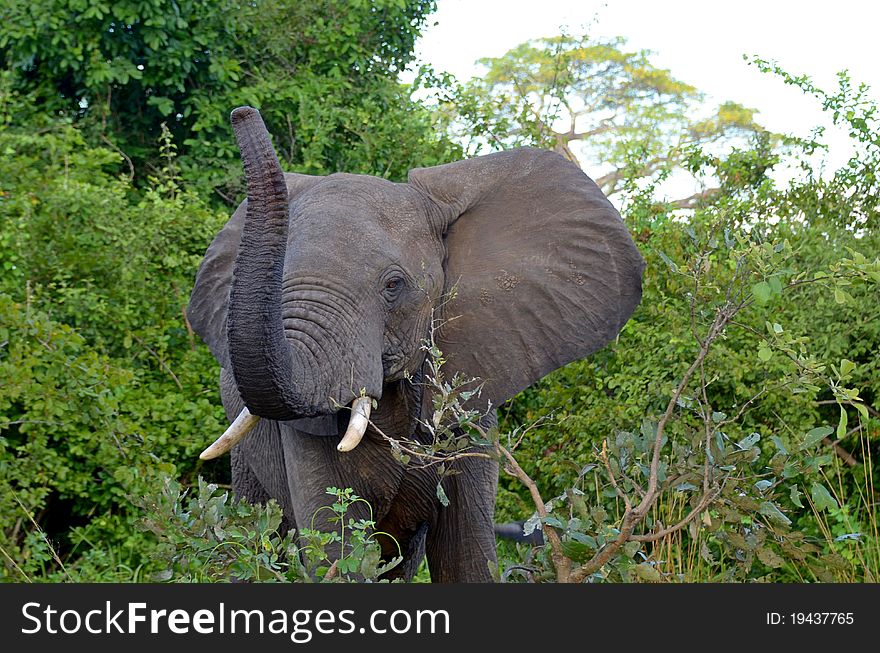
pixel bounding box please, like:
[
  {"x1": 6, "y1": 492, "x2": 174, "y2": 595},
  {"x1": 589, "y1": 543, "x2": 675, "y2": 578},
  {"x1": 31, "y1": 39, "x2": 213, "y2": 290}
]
[{"x1": 409, "y1": 0, "x2": 880, "y2": 187}]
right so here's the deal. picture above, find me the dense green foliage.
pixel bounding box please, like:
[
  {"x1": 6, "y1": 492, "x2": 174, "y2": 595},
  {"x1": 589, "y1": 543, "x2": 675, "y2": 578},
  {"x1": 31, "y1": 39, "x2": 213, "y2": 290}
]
[
  {"x1": 0, "y1": 74, "x2": 227, "y2": 580},
  {"x1": 0, "y1": 6, "x2": 876, "y2": 583},
  {"x1": 138, "y1": 480, "x2": 405, "y2": 582},
  {"x1": 0, "y1": 0, "x2": 457, "y2": 197}
]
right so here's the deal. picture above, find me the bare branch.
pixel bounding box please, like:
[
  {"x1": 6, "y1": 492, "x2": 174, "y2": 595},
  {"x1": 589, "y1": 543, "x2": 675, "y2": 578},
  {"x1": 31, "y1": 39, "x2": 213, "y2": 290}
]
[
  {"x1": 132, "y1": 334, "x2": 183, "y2": 391},
  {"x1": 629, "y1": 488, "x2": 721, "y2": 542},
  {"x1": 564, "y1": 122, "x2": 617, "y2": 141},
  {"x1": 669, "y1": 188, "x2": 721, "y2": 209},
  {"x1": 823, "y1": 437, "x2": 859, "y2": 467},
  {"x1": 566, "y1": 307, "x2": 734, "y2": 583}
]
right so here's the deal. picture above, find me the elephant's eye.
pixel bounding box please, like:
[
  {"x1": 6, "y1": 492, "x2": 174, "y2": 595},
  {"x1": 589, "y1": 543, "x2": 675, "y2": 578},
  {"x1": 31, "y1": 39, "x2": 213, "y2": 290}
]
[{"x1": 382, "y1": 276, "x2": 405, "y2": 301}]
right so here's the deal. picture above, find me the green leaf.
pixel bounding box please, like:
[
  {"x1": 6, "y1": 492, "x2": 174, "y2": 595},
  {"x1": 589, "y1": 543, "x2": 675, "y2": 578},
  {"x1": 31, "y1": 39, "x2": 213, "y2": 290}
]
[
  {"x1": 837, "y1": 405, "x2": 848, "y2": 439},
  {"x1": 752, "y1": 281, "x2": 772, "y2": 304},
  {"x1": 834, "y1": 533, "x2": 862, "y2": 542},
  {"x1": 375, "y1": 556, "x2": 403, "y2": 578},
  {"x1": 657, "y1": 250, "x2": 678, "y2": 272},
  {"x1": 770, "y1": 435, "x2": 788, "y2": 454},
  {"x1": 810, "y1": 483, "x2": 838, "y2": 512},
  {"x1": 800, "y1": 425, "x2": 833, "y2": 450},
  {"x1": 759, "y1": 501, "x2": 791, "y2": 526},
  {"x1": 789, "y1": 485, "x2": 804, "y2": 508},
  {"x1": 822, "y1": 553, "x2": 851, "y2": 573},
  {"x1": 561, "y1": 539, "x2": 593, "y2": 562},
  {"x1": 153, "y1": 569, "x2": 174, "y2": 581},
  {"x1": 839, "y1": 358, "x2": 855, "y2": 378},
  {"x1": 359, "y1": 545, "x2": 381, "y2": 578},
  {"x1": 622, "y1": 541, "x2": 641, "y2": 558},
  {"x1": 569, "y1": 532, "x2": 596, "y2": 548},
  {"x1": 633, "y1": 562, "x2": 663, "y2": 582},
  {"x1": 736, "y1": 432, "x2": 761, "y2": 450},
  {"x1": 833, "y1": 287, "x2": 847, "y2": 304},
  {"x1": 757, "y1": 344, "x2": 772, "y2": 361},
  {"x1": 756, "y1": 546, "x2": 786, "y2": 568},
  {"x1": 147, "y1": 95, "x2": 175, "y2": 117},
  {"x1": 755, "y1": 479, "x2": 773, "y2": 493}
]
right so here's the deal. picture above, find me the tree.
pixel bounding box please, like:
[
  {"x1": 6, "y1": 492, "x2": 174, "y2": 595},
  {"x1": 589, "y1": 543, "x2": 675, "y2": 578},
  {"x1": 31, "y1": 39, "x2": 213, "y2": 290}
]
[
  {"x1": 433, "y1": 34, "x2": 763, "y2": 206},
  {"x1": 0, "y1": 0, "x2": 458, "y2": 197}
]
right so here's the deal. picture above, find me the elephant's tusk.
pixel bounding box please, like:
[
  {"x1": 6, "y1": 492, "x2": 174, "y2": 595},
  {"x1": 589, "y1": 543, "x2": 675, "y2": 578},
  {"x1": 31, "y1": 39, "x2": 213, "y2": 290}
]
[
  {"x1": 337, "y1": 396, "x2": 372, "y2": 452},
  {"x1": 199, "y1": 407, "x2": 261, "y2": 460}
]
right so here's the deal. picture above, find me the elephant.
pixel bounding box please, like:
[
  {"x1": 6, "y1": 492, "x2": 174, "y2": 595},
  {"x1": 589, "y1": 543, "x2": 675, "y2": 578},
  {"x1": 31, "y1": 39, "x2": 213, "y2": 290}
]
[{"x1": 186, "y1": 106, "x2": 645, "y2": 582}]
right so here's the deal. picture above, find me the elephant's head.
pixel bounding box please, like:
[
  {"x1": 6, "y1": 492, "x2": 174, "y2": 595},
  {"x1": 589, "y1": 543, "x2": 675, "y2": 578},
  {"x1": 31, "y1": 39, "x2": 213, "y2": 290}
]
[{"x1": 188, "y1": 107, "x2": 645, "y2": 457}]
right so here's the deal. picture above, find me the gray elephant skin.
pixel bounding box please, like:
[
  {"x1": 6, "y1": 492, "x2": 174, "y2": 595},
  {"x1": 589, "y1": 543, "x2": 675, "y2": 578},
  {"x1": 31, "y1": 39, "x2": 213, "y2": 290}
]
[{"x1": 187, "y1": 106, "x2": 645, "y2": 582}]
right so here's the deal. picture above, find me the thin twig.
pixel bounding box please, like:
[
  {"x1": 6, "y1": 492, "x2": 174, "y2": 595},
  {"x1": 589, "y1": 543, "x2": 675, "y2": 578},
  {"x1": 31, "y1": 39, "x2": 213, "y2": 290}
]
[
  {"x1": 361, "y1": 416, "x2": 492, "y2": 469},
  {"x1": 132, "y1": 334, "x2": 183, "y2": 390},
  {"x1": 718, "y1": 386, "x2": 774, "y2": 429},
  {"x1": 567, "y1": 307, "x2": 733, "y2": 583},
  {"x1": 822, "y1": 437, "x2": 859, "y2": 467},
  {"x1": 699, "y1": 359, "x2": 713, "y2": 495},
  {"x1": 815, "y1": 399, "x2": 879, "y2": 419},
  {"x1": 12, "y1": 493, "x2": 71, "y2": 582},
  {"x1": 508, "y1": 414, "x2": 555, "y2": 452},
  {"x1": 182, "y1": 303, "x2": 196, "y2": 351},
  {"x1": 630, "y1": 488, "x2": 721, "y2": 542},
  {"x1": 214, "y1": 186, "x2": 236, "y2": 205},
  {"x1": 0, "y1": 545, "x2": 30, "y2": 582},
  {"x1": 100, "y1": 134, "x2": 135, "y2": 181},
  {"x1": 601, "y1": 439, "x2": 632, "y2": 511}
]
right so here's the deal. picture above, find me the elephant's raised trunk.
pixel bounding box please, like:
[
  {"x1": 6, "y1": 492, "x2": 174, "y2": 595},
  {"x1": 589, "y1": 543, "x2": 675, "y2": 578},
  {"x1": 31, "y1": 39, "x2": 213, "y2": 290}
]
[
  {"x1": 226, "y1": 106, "x2": 308, "y2": 421},
  {"x1": 212, "y1": 107, "x2": 373, "y2": 458}
]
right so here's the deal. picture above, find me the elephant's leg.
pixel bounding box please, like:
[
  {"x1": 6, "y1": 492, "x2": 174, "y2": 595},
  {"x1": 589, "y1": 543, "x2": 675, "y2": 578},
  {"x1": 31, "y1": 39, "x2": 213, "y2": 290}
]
[
  {"x1": 425, "y1": 454, "x2": 499, "y2": 582},
  {"x1": 231, "y1": 449, "x2": 295, "y2": 535},
  {"x1": 281, "y1": 432, "x2": 409, "y2": 574},
  {"x1": 379, "y1": 522, "x2": 428, "y2": 582},
  {"x1": 231, "y1": 448, "x2": 272, "y2": 504}
]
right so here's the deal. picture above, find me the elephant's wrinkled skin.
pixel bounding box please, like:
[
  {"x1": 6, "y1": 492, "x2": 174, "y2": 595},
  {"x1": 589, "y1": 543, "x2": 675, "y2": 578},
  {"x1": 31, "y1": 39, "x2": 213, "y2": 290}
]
[{"x1": 187, "y1": 107, "x2": 645, "y2": 582}]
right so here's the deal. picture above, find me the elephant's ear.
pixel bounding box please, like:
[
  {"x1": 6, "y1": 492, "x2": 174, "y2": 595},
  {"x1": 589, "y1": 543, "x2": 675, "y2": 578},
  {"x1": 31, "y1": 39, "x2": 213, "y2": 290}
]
[
  {"x1": 408, "y1": 147, "x2": 645, "y2": 410},
  {"x1": 187, "y1": 173, "x2": 321, "y2": 369}
]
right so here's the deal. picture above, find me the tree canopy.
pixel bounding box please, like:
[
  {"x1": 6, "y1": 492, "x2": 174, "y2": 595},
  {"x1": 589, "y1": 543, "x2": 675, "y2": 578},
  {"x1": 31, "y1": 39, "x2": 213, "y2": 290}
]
[
  {"x1": 434, "y1": 34, "x2": 762, "y2": 206},
  {"x1": 0, "y1": 0, "x2": 457, "y2": 197}
]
